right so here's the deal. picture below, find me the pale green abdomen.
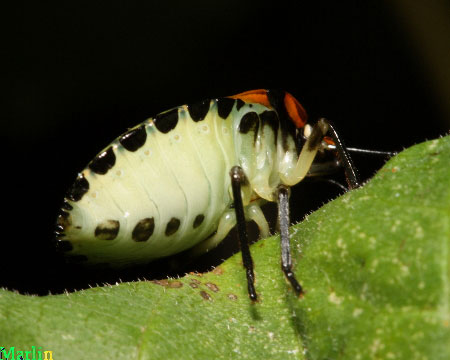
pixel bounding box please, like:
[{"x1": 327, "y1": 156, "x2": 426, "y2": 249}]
[
  {"x1": 59, "y1": 102, "x2": 237, "y2": 265},
  {"x1": 56, "y1": 98, "x2": 295, "y2": 266}
]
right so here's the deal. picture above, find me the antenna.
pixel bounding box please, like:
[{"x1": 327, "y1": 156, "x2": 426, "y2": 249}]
[{"x1": 326, "y1": 144, "x2": 397, "y2": 157}]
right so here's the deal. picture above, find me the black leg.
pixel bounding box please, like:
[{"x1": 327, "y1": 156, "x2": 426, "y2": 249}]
[
  {"x1": 277, "y1": 185, "x2": 303, "y2": 296},
  {"x1": 230, "y1": 166, "x2": 257, "y2": 301},
  {"x1": 321, "y1": 118, "x2": 360, "y2": 189}
]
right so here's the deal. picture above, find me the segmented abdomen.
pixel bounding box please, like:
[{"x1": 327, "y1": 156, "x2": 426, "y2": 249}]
[{"x1": 56, "y1": 97, "x2": 241, "y2": 266}]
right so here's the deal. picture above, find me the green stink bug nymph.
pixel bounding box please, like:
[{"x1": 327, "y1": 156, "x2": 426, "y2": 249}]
[{"x1": 56, "y1": 89, "x2": 361, "y2": 301}]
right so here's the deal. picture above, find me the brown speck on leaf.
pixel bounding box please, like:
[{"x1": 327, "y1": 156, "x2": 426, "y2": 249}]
[
  {"x1": 227, "y1": 294, "x2": 238, "y2": 301},
  {"x1": 212, "y1": 267, "x2": 224, "y2": 275},
  {"x1": 189, "y1": 282, "x2": 199, "y2": 289},
  {"x1": 152, "y1": 279, "x2": 169, "y2": 287},
  {"x1": 190, "y1": 272, "x2": 203, "y2": 277},
  {"x1": 152, "y1": 279, "x2": 183, "y2": 288},
  {"x1": 200, "y1": 291, "x2": 212, "y2": 301},
  {"x1": 169, "y1": 281, "x2": 183, "y2": 288},
  {"x1": 205, "y1": 283, "x2": 219, "y2": 292}
]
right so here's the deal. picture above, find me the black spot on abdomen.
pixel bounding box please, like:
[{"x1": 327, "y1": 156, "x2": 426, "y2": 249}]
[
  {"x1": 66, "y1": 174, "x2": 89, "y2": 202},
  {"x1": 239, "y1": 112, "x2": 259, "y2": 134},
  {"x1": 216, "y1": 98, "x2": 235, "y2": 119},
  {"x1": 132, "y1": 218, "x2": 155, "y2": 242},
  {"x1": 236, "y1": 99, "x2": 245, "y2": 111},
  {"x1": 95, "y1": 220, "x2": 120, "y2": 240},
  {"x1": 89, "y1": 147, "x2": 116, "y2": 175},
  {"x1": 239, "y1": 112, "x2": 259, "y2": 144},
  {"x1": 61, "y1": 200, "x2": 73, "y2": 211},
  {"x1": 55, "y1": 210, "x2": 71, "y2": 233},
  {"x1": 188, "y1": 100, "x2": 210, "y2": 121},
  {"x1": 154, "y1": 108, "x2": 179, "y2": 133},
  {"x1": 119, "y1": 125, "x2": 147, "y2": 152},
  {"x1": 260, "y1": 110, "x2": 279, "y2": 144},
  {"x1": 165, "y1": 218, "x2": 180, "y2": 236},
  {"x1": 193, "y1": 214, "x2": 205, "y2": 229},
  {"x1": 266, "y1": 89, "x2": 296, "y2": 152}
]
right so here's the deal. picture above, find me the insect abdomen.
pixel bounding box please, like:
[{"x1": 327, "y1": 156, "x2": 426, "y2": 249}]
[
  {"x1": 56, "y1": 94, "x2": 293, "y2": 266},
  {"x1": 57, "y1": 100, "x2": 240, "y2": 266}
]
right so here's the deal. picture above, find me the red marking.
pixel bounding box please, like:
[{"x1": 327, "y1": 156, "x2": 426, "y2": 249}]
[
  {"x1": 229, "y1": 89, "x2": 271, "y2": 108},
  {"x1": 284, "y1": 92, "x2": 307, "y2": 128},
  {"x1": 323, "y1": 136, "x2": 335, "y2": 146},
  {"x1": 230, "y1": 89, "x2": 308, "y2": 128}
]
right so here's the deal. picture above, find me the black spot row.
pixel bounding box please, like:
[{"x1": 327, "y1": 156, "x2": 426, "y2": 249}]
[
  {"x1": 114, "y1": 98, "x2": 244, "y2": 148},
  {"x1": 66, "y1": 97, "x2": 255, "y2": 203},
  {"x1": 188, "y1": 97, "x2": 247, "y2": 122},
  {"x1": 153, "y1": 97, "x2": 249, "y2": 135},
  {"x1": 154, "y1": 97, "x2": 243, "y2": 133},
  {"x1": 93, "y1": 214, "x2": 205, "y2": 242}
]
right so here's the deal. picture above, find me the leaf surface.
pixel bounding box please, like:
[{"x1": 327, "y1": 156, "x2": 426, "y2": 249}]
[{"x1": 1, "y1": 136, "x2": 449, "y2": 360}]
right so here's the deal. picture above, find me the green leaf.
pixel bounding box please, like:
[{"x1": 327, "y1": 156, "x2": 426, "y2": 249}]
[{"x1": 1, "y1": 136, "x2": 449, "y2": 360}]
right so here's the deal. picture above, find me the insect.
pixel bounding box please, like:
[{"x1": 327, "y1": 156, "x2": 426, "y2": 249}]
[{"x1": 55, "y1": 89, "x2": 362, "y2": 301}]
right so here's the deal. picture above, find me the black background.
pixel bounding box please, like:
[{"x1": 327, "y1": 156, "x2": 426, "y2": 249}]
[{"x1": 2, "y1": 1, "x2": 448, "y2": 295}]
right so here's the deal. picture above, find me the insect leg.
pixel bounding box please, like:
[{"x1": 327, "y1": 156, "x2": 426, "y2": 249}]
[
  {"x1": 246, "y1": 203, "x2": 270, "y2": 239},
  {"x1": 277, "y1": 185, "x2": 303, "y2": 296},
  {"x1": 189, "y1": 210, "x2": 236, "y2": 256},
  {"x1": 282, "y1": 118, "x2": 360, "y2": 189},
  {"x1": 230, "y1": 166, "x2": 258, "y2": 301},
  {"x1": 281, "y1": 119, "x2": 330, "y2": 186}
]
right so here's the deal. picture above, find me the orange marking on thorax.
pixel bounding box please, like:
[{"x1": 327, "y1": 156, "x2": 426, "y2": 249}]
[
  {"x1": 230, "y1": 89, "x2": 308, "y2": 129},
  {"x1": 229, "y1": 89, "x2": 272, "y2": 108},
  {"x1": 284, "y1": 92, "x2": 307, "y2": 128}
]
